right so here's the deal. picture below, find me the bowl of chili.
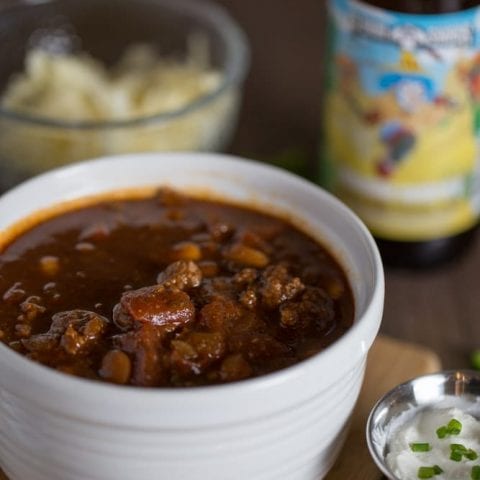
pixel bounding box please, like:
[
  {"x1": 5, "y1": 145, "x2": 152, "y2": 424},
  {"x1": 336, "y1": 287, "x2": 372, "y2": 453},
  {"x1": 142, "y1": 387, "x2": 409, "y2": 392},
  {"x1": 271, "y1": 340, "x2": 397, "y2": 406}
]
[{"x1": 0, "y1": 152, "x2": 384, "y2": 480}]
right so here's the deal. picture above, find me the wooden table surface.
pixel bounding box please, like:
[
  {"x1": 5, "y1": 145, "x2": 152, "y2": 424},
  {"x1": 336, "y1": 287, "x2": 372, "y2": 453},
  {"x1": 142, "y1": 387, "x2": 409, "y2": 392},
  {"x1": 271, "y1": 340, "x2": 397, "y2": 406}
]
[{"x1": 218, "y1": 0, "x2": 480, "y2": 369}]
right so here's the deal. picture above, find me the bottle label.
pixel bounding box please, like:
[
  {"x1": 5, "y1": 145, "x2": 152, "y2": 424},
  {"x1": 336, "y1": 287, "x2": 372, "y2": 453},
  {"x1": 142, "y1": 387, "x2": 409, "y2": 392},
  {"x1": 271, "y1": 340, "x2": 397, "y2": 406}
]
[{"x1": 324, "y1": 0, "x2": 480, "y2": 241}]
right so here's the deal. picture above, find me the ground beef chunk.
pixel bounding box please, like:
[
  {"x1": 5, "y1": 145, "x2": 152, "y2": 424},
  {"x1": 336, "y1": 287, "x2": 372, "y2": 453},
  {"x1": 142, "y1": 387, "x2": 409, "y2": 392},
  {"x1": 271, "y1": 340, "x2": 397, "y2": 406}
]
[
  {"x1": 170, "y1": 331, "x2": 226, "y2": 378},
  {"x1": 239, "y1": 288, "x2": 258, "y2": 309},
  {"x1": 279, "y1": 286, "x2": 335, "y2": 332},
  {"x1": 233, "y1": 268, "x2": 259, "y2": 309},
  {"x1": 22, "y1": 310, "x2": 109, "y2": 356},
  {"x1": 156, "y1": 260, "x2": 202, "y2": 290},
  {"x1": 233, "y1": 268, "x2": 258, "y2": 285},
  {"x1": 199, "y1": 297, "x2": 242, "y2": 332},
  {"x1": 259, "y1": 265, "x2": 305, "y2": 309}
]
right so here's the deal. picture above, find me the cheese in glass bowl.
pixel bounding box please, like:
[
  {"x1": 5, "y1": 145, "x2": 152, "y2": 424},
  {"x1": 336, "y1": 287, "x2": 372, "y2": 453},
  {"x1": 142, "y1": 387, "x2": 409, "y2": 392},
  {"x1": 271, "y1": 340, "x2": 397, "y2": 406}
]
[{"x1": 0, "y1": 0, "x2": 249, "y2": 190}]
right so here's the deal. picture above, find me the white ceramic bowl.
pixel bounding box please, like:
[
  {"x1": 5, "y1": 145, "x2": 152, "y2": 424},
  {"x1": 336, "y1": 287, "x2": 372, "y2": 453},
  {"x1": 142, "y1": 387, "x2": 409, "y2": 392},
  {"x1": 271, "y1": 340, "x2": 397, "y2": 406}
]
[{"x1": 0, "y1": 153, "x2": 384, "y2": 480}]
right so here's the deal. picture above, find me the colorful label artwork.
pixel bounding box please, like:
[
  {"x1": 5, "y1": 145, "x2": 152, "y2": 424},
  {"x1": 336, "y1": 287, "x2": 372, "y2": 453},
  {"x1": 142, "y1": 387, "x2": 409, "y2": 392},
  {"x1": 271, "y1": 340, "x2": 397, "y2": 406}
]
[{"x1": 324, "y1": 0, "x2": 480, "y2": 240}]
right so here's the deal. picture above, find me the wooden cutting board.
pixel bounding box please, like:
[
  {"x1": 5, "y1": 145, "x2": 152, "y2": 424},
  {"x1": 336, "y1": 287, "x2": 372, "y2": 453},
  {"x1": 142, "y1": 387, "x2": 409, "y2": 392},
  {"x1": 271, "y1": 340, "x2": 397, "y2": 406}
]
[
  {"x1": 327, "y1": 335, "x2": 441, "y2": 480},
  {"x1": 0, "y1": 335, "x2": 441, "y2": 480}
]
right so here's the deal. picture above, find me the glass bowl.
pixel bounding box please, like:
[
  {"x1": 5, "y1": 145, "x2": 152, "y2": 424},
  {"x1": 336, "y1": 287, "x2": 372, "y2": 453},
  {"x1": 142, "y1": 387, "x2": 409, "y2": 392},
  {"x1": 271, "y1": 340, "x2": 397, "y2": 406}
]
[{"x1": 0, "y1": 0, "x2": 249, "y2": 190}]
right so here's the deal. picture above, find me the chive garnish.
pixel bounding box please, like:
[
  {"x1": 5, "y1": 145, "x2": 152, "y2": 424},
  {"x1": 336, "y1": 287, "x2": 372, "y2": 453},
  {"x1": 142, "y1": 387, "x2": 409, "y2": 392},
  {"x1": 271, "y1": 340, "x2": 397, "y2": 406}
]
[
  {"x1": 466, "y1": 449, "x2": 478, "y2": 461},
  {"x1": 410, "y1": 442, "x2": 431, "y2": 452},
  {"x1": 436, "y1": 426, "x2": 447, "y2": 439},
  {"x1": 448, "y1": 443, "x2": 478, "y2": 461},
  {"x1": 450, "y1": 450, "x2": 463, "y2": 462},
  {"x1": 436, "y1": 418, "x2": 462, "y2": 438},
  {"x1": 472, "y1": 465, "x2": 480, "y2": 480},
  {"x1": 418, "y1": 466, "x2": 436, "y2": 478},
  {"x1": 418, "y1": 466, "x2": 443, "y2": 478},
  {"x1": 448, "y1": 418, "x2": 462, "y2": 435}
]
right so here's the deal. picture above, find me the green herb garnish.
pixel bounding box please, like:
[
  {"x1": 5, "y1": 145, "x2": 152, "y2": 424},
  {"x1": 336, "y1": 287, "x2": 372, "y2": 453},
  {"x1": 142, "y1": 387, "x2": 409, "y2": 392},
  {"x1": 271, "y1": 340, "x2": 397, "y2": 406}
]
[
  {"x1": 449, "y1": 443, "x2": 478, "y2": 461},
  {"x1": 436, "y1": 426, "x2": 447, "y2": 439},
  {"x1": 418, "y1": 465, "x2": 443, "y2": 478},
  {"x1": 450, "y1": 450, "x2": 463, "y2": 462},
  {"x1": 466, "y1": 449, "x2": 478, "y2": 461},
  {"x1": 451, "y1": 443, "x2": 467, "y2": 453},
  {"x1": 410, "y1": 442, "x2": 431, "y2": 452},
  {"x1": 436, "y1": 418, "x2": 462, "y2": 438},
  {"x1": 472, "y1": 465, "x2": 480, "y2": 480},
  {"x1": 447, "y1": 419, "x2": 462, "y2": 435}
]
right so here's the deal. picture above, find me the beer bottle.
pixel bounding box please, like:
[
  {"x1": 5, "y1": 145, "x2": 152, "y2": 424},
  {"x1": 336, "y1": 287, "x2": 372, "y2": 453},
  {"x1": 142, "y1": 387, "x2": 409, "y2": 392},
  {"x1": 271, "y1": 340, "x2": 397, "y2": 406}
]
[{"x1": 323, "y1": 0, "x2": 480, "y2": 267}]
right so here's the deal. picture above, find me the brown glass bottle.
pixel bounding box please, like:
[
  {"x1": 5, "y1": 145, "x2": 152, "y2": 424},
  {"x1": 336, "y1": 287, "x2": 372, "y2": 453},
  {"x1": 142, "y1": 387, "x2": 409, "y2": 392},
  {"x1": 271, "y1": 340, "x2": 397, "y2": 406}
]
[
  {"x1": 371, "y1": 0, "x2": 479, "y2": 268},
  {"x1": 324, "y1": 0, "x2": 480, "y2": 269}
]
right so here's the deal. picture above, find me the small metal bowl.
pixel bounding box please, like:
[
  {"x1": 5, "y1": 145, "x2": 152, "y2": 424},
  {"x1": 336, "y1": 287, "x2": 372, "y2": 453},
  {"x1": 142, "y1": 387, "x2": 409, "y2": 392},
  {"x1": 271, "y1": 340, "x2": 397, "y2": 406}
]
[{"x1": 366, "y1": 370, "x2": 480, "y2": 480}]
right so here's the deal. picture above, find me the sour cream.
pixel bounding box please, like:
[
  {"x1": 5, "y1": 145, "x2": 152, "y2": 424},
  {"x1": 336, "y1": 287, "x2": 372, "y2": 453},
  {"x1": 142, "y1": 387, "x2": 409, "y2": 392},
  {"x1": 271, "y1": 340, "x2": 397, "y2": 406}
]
[{"x1": 386, "y1": 407, "x2": 480, "y2": 479}]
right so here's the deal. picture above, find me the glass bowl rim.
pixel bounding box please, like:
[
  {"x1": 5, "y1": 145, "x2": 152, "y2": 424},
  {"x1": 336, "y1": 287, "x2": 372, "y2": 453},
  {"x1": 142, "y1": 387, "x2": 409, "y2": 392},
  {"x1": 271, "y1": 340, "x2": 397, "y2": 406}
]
[{"x1": 0, "y1": 0, "x2": 250, "y2": 130}]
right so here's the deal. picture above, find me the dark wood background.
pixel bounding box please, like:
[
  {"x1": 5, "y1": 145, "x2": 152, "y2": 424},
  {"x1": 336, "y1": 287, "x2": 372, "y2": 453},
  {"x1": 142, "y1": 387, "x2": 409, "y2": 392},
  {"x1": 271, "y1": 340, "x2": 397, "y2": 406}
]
[{"x1": 217, "y1": 0, "x2": 480, "y2": 369}]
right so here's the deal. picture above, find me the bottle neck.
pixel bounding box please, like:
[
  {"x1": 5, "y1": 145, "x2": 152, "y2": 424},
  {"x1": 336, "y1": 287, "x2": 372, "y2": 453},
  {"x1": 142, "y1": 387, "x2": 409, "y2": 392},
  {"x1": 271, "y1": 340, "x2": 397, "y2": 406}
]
[{"x1": 361, "y1": 0, "x2": 479, "y2": 14}]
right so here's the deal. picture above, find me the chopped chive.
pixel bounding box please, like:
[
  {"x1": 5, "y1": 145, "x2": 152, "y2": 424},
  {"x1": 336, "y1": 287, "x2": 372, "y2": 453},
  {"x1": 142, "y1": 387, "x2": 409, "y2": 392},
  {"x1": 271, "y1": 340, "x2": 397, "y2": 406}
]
[
  {"x1": 436, "y1": 426, "x2": 447, "y2": 439},
  {"x1": 418, "y1": 467, "x2": 436, "y2": 479},
  {"x1": 436, "y1": 419, "x2": 463, "y2": 439},
  {"x1": 472, "y1": 466, "x2": 480, "y2": 480},
  {"x1": 466, "y1": 449, "x2": 478, "y2": 461},
  {"x1": 418, "y1": 466, "x2": 444, "y2": 478},
  {"x1": 447, "y1": 418, "x2": 462, "y2": 435},
  {"x1": 410, "y1": 442, "x2": 431, "y2": 452},
  {"x1": 450, "y1": 451, "x2": 463, "y2": 462},
  {"x1": 448, "y1": 443, "x2": 478, "y2": 461}
]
